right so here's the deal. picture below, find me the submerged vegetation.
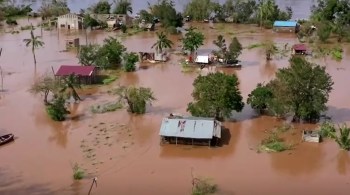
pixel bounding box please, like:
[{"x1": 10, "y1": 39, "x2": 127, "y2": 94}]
[
  {"x1": 320, "y1": 122, "x2": 350, "y2": 150},
  {"x1": 72, "y1": 163, "x2": 85, "y2": 180},
  {"x1": 91, "y1": 102, "x2": 123, "y2": 114},
  {"x1": 258, "y1": 125, "x2": 294, "y2": 153},
  {"x1": 114, "y1": 86, "x2": 156, "y2": 114}
]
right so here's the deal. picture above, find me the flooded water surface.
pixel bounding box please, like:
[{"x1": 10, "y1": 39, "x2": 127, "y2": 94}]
[{"x1": 1, "y1": 1, "x2": 350, "y2": 195}]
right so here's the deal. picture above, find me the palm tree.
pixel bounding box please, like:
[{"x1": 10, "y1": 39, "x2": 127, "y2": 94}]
[
  {"x1": 151, "y1": 31, "x2": 174, "y2": 54},
  {"x1": 113, "y1": 0, "x2": 132, "y2": 14},
  {"x1": 60, "y1": 74, "x2": 81, "y2": 102},
  {"x1": 23, "y1": 26, "x2": 44, "y2": 69}
]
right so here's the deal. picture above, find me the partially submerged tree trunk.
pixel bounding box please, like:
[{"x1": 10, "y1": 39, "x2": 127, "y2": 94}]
[{"x1": 32, "y1": 48, "x2": 37, "y2": 70}]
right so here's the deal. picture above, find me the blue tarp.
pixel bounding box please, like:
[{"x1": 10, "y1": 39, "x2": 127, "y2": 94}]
[{"x1": 273, "y1": 21, "x2": 297, "y2": 27}]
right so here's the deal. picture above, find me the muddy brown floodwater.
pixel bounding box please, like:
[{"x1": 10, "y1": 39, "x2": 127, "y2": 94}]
[{"x1": 1, "y1": 18, "x2": 350, "y2": 195}]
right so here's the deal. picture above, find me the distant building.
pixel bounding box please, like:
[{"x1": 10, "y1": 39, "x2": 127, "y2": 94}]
[
  {"x1": 159, "y1": 116, "x2": 222, "y2": 146},
  {"x1": 139, "y1": 52, "x2": 168, "y2": 62},
  {"x1": 302, "y1": 130, "x2": 320, "y2": 143},
  {"x1": 57, "y1": 13, "x2": 83, "y2": 30},
  {"x1": 292, "y1": 44, "x2": 307, "y2": 55},
  {"x1": 273, "y1": 21, "x2": 300, "y2": 33},
  {"x1": 89, "y1": 14, "x2": 132, "y2": 28},
  {"x1": 55, "y1": 65, "x2": 97, "y2": 84}
]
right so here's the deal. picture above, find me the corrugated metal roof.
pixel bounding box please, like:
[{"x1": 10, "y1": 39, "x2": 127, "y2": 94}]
[
  {"x1": 159, "y1": 117, "x2": 221, "y2": 139},
  {"x1": 292, "y1": 44, "x2": 307, "y2": 51},
  {"x1": 273, "y1": 21, "x2": 297, "y2": 27},
  {"x1": 55, "y1": 65, "x2": 96, "y2": 76}
]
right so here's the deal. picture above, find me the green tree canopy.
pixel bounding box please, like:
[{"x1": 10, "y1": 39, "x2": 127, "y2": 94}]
[
  {"x1": 115, "y1": 86, "x2": 156, "y2": 114},
  {"x1": 182, "y1": 27, "x2": 205, "y2": 54},
  {"x1": 187, "y1": 72, "x2": 244, "y2": 120},
  {"x1": 226, "y1": 37, "x2": 242, "y2": 61},
  {"x1": 39, "y1": 0, "x2": 70, "y2": 18},
  {"x1": 184, "y1": 0, "x2": 215, "y2": 21},
  {"x1": 247, "y1": 83, "x2": 273, "y2": 114},
  {"x1": 30, "y1": 75, "x2": 59, "y2": 104},
  {"x1": 78, "y1": 37, "x2": 126, "y2": 69},
  {"x1": 151, "y1": 31, "x2": 174, "y2": 53},
  {"x1": 269, "y1": 56, "x2": 333, "y2": 122},
  {"x1": 113, "y1": 0, "x2": 132, "y2": 14},
  {"x1": 149, "y1": 0, "x2": 183, "y2": 28},
  {"x1": 123, "y1": 52, "x2": 139, "y2": 72},
  {"x1": 78, "y1": 44, "x2": 100, "y2": 66},
  {"x1": 90, "y1": 0, "x2": 111, "y2": 14},
  {"x1": 46, "y1": 95, "x2": 70, "y2": 121},
  {"x1": 97, "y1": 37, "x2": 126, "y2": 68}
]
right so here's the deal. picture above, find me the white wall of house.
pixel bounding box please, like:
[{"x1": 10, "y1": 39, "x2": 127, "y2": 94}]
[{"x1": 57, "y1": 14, "x2": 81, "y2": 29}]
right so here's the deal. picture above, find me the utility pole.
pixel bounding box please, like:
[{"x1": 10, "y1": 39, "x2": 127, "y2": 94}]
[{"x1": 88, "y1": 177, "x2": 98, "y2": 195}]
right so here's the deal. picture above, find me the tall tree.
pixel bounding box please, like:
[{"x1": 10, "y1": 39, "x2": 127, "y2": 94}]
[
  {"x1": 151, "y1": 31, "x2": 174, "y2": 53},
  {"x1": 213, "y1": 35, "x2": 226, "y2": 57},
  {"x1": 23, "y1": 27, "x2": 44, "y2": 70},
  {"x1": 182, "y1": 27, "x2": 205, "y2": 56},
  {"x1": 30, "y1": 75, "x2": 59, "y2": 104},
  {"x1": 184, "y1": 0, "x2": 215, "y2": 21},
  {"x1": 91, "y1": 0, "x2": 111, "y2": 14},
  {"x1": 269, "y1": 56, "x2": 334, "y2": 122},
  {"x1": 149, "y1": 0, "x2": 183, "y2": 28},
  {"x1": 187, "y1": 72, "x2": 244, "y2": 120},
  {"x1": 113, "y1": 0, "x2": 132, "y2": 14},
  {"x1": 226, "y1": 37, "x2": 242, "y2": 61}
]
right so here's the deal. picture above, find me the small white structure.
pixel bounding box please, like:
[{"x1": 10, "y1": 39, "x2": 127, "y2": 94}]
[
  {"x1": 195, "y1": 54, "x2": 210, "y2": 64},
  {"x1": 57, "y1": 13, "x2": 83, "y2": 30},
  {"x1": 139, "y1": 52, "x2": 168, "y2": 62},
  {"x1": 302, "y1": 130, "x2": 321, "y2": 143}
]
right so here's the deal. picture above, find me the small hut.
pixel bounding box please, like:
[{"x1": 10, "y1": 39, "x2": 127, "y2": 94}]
[
  {"x1": 139, "y1": 52, "x2": 168, "y2": 62},
  {"x1": 65, "y1": 38, "x2": 80, "y2": 49},
  {"x1": 159, "y1": 116, "x2": 222, "y2": 146},
  {"x1": 292, "y1": 44, "x2": 307, "y2": 55},
  {"x1": 302, "y1": 130, "x2": 321, "y2": 143},
  {"x1": 55, "y1": 65, "x2": 97, "y2": 84}
]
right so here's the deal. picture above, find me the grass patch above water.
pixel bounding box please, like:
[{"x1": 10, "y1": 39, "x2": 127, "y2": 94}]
[
  {"x1": 258, "y1": 131, "x2": 293, "y2": 153},
  {"x1": 192, "y1": 178, "x2": 217, "y2": 195},
  {"x1": 91, "y1": 102, "x2": 123, "y2": 114},
  {"x1": 72, "y1": 163, "x2": 85, "y2": 180},
  {"x1": 102, "y1": 75, "x2": 118, "y2": 85}
]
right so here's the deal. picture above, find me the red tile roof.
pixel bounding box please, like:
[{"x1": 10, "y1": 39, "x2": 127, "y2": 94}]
[
  {"x1": 55, "y1": 65, "x2": 96, "y2": 77},
  {"x1": 292, "y1": 44, "x2": 307, "y2": 51}
]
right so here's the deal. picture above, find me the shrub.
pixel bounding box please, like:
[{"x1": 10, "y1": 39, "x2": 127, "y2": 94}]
[
  {"x1": 6, "y1": 18, "x2": 18, "y2": 25},
  {"x1": 72, "y1": 163, "x2": 84, "y2": 180},
  {"x1": 46, "y1": 96, "x2": 69, "y2": 121},
  {"x1": 192, "y1": 178, "x2": 217, "y2": 195}
]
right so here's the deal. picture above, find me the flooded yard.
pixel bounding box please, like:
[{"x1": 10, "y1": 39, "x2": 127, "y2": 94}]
[{"x1": 1, "y1": 14, "x2": 350, "y2": 195}]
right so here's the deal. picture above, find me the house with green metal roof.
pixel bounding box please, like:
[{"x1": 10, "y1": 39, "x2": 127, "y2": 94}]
[
  {"x1": 159, "y1": 116, "x2": 222, "y2": 146},
  {"x1": 273, "y1": 21, "x2": 300, "y2": 33}
]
